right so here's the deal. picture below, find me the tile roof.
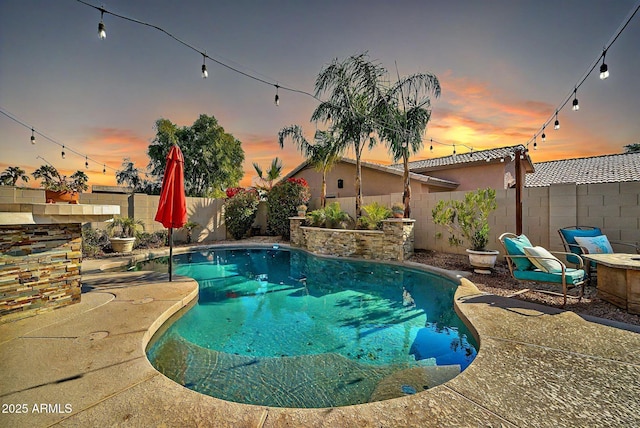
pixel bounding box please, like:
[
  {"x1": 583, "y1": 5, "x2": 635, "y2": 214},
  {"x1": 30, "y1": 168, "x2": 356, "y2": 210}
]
[
  {"x1": 526, "y1": 152, "x2": 640, "y2": 187},
  {"x1": 392, "y1": 144, "x2": 530, "y2": 171}
]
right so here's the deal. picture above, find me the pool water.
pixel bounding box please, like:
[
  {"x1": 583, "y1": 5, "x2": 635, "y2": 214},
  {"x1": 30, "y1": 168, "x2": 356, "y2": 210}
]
[{"x1": 146, "y1": 247, "x2": 477, "y2": 408}]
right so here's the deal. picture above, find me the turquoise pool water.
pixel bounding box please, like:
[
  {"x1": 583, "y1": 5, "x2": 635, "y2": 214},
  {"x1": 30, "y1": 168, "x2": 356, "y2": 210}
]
[{"x1": 146, "y1": 247, "x2": 477, "y2": 408}]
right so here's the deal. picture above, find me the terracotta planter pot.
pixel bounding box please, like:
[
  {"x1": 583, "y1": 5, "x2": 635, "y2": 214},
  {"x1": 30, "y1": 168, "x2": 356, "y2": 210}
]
[
  {"x1": 45, "y1": 190, "x2": 79, "y2": 204},
  {"x1": 109, "y1": 237, "x2": 136, "y2": 253}
]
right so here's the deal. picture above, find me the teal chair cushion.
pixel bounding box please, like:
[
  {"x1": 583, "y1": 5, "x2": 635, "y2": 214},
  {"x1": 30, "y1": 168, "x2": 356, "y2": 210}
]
[
  {"x1": 504, "y1": 235, "x2": 535, "y2": 271},
  {"x1": 559, "y1": 227, "x2": 602, "y2": 265},
  {"x1": 513, "y1": 268, "x2": 585, "y2": 285}
]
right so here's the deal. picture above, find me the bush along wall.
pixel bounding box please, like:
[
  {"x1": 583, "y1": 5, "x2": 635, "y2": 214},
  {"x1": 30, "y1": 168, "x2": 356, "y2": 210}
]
[
  {"x1": 224, "y1": 188, "x2": 260, "y2": 239},
  {"x1": 266, "y1": 178, "x2": 310, "y2": 239}
]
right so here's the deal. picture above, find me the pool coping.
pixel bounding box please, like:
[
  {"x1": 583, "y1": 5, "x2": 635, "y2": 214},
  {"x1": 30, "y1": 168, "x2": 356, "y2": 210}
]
[{"x1": 1, "y1": 243, "x2": 639, "y2": 427}]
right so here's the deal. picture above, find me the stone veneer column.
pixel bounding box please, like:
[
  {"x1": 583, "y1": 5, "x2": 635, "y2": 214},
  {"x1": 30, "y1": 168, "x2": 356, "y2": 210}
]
[
  {"x1": 0, "y1": 224, "x2": 82, "y2": 323},
  {"x1": 381, "y1": 218, "x2": 416, "y2": 261},
  {"x1": 289, "y1": 217, "x2": 306, "y2": 247}
]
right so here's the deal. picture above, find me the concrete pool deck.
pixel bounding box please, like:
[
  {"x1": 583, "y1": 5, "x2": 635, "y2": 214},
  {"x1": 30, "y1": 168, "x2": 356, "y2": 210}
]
[{"x1": 1, "y1": 246, "x2": 639, "y2": 427}]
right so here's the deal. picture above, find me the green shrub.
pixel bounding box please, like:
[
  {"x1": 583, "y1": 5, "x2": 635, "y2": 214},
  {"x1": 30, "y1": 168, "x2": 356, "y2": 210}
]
[
  {"x1": 82, "y1": 227, "x2": 109, "y2": 258},
  {"x1": 224, "y1": 189, "x2": 260, "y2": 239},
  {"x1": 136, "y1": 230, "x2": 168, "y2": 249},
  {"x1": 358, "y1": 202, "x2": 392, "y2": 230},
  {"x1": 266, "y1": 178, "x2": 310, "y2": 239},
  {"x1": 307, "y1": 202, "x2": 353, "y2": 229}
]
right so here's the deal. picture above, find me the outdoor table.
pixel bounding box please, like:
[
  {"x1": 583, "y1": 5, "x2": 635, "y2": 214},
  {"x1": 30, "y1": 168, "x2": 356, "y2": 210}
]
[{"x1": 583, "y1": 253, "x2": 640, "y2": 315}]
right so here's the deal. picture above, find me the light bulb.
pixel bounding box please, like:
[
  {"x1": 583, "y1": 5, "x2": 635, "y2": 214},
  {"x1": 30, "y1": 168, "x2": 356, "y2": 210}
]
[
  {"x1": 103, "y1": 165, "x2": 107, "y2": 174},
  {"x1": 201, "y1": 63, "x2": 208, "y2": 79},
  {"x1": 85, "y1": 157, "x2": 89, "y2": 169},
  {"x1": 599, "y1": 63, "x2": 609, "y2": 80},
  {"x1": 61, "y1": 146, "x2": 66, "y2": 159},
  {"x1": 98, "y1": 22, "x2": 106, "y2": 39},
  {"x1": 554, "y1": 111, "x2": 560, "y2": 130},
  {"x1": 274, "y1": 85, "x2": 280, "y2": 106},
  {"x1": 30, "y1": 128, "x2": 36, "y2": 144},
  {"x1": 541, "y1": 128, "x2": 546, "y2": 142},
  {"x1": 572, "y1": 89, "x2": 579, "y2": 111}
]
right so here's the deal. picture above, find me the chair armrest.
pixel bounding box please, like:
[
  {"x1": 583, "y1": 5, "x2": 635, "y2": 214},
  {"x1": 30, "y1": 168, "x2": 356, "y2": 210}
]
[
  {"x1": 549, "y1": 251, "x2": 584, "y2": 269},
  {"x1": 609, "y1": 240, "x2": 640, "y2": 254}
]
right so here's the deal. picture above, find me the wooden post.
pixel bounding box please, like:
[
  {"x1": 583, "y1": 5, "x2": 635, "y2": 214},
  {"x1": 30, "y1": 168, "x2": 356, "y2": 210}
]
[{"x1": 515, "y1": 149, "x2": 523, "y2": 235}]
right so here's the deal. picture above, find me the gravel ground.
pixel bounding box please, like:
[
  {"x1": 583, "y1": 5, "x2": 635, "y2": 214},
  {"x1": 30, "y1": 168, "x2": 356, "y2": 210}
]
[{"x1": 409, "y1": 249, "x2": 640, "y2": 327}]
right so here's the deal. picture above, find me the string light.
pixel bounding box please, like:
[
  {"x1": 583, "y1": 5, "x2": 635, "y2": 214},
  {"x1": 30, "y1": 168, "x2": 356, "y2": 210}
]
[
  {"x1": 452, "y1": 144, "x2": 456, "y2": 157},
  {"x1": 98, "y1": 8, "x2": 106, "y2": 40},
  {"x1": 85, "y1": 156, "x2": 89, "y2": 169},
  {"x1": 522, "y1": 2, "x2": 639, "y2": 152},
  {"x1": 599, "y1": 50, "x2": 609, "y2": 80},
  {"x1": 541, "y1": 126, "x2": 546, "y2": 142},
  {"x1": 103, "y1": 164, "x2": 106, "y2": 174},
  {"x1": 1, "y1": 108, "x2": 117, "y2": 176},
  {"x1": 274, "y1": 85, "x2": 280, "y2": 106},
  {"x1": 201, "y1": 54, "x2": 208, "y2": 79}
]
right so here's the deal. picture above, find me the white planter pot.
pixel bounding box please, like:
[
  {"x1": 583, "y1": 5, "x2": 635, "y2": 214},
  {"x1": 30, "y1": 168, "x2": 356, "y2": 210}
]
[
  {"x1": 110, "y1": 237, "x2": 136, "y2": 253},
  {"x1": 466, "y1": 249, "x2": 500, "y2": 274}
]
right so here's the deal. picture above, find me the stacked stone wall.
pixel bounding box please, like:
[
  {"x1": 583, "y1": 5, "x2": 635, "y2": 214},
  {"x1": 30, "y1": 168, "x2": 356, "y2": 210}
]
[
  {"x1": 290, "y1": 218, "x2": 415, "y2": 261},
  {"x1": 0, "y1": 224, "x2": 82, "y2": 323}
]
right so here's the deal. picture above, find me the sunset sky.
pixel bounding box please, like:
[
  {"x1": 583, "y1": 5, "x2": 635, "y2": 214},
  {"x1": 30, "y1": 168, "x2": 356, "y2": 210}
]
[{"x1": 1, "y1": 0, "x2": 639, "y2": 189}]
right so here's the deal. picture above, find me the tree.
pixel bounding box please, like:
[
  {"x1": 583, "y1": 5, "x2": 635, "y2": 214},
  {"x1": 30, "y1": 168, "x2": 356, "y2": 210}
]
[
  {"x1": 0, "y1": 166, "x2": 30, "y2": 186},
  {"x1": 253, "y1": 157, "x2": 283, "y2": 191},
  {"x1": 147, "y1": 114, "x2": 245, "y2": 197},
  {"x1": 624, "y1": 143, "x2": 640, "y2": 153},
  {"x1": 311, "y1": 53, "x2": 386, "y2": 218},
  {"x1": 278, "y1": 125, "x2": 341, "y2": 208},
  {"x1": 115, "y1": 158, "x2": 142, "y2": 190},
  {"x1": 377, "y1": 71, "x2": 441, "y2": 217}
]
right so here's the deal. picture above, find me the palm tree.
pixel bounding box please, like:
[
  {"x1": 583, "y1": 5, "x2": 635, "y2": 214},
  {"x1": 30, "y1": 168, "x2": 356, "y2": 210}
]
[
  {"x1": 311, "y1": 53, "x2": 386, "y2": 218},
  {"x1": 0, "y1": 166, "x2": 30, "y2": 186},
  {"x1": 278, "y1": 125, "x2": 341, "y2": 208},
  {"x1": 253, "y1": 157, "x2": 283, "y2": 191},
  {"x1": 377, "y1": 72, "x2": 441, "y2": 217}
]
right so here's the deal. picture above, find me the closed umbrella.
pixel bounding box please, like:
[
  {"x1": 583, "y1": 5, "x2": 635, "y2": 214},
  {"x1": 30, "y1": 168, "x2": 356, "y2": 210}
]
[{"x1": 154, "y1": 144, "x2": 187, "y2": 281}]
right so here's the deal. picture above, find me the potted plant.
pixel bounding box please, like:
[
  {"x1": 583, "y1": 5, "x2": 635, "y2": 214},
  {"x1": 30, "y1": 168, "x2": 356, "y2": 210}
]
[
  {"x1": 431, "y1": 188, "x2": 499, "y2": 273},
  {"x1": 297, "y1": 205, "x2": 308, "y2": 217},
  {"x1": 32, "y1": 165, "x2": 89, "y2": 203},
  {"x1": 181, "y1": 220, "x2": 199, "y2": 244},
  {"x1": 391, "y1": 202, "x2": 405, "y2": 218},
  {"x1": 107, "y1": 216, "x2": 144, "y2": 253}
]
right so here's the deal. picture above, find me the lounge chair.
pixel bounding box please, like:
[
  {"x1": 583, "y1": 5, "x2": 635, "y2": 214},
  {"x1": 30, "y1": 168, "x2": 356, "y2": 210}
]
[
  {"x1": 499, "y1": 232, "x2": 587, "y2": 307},
  {"x1": 558, "y1": 226, "x2": 640, "y2": 280}
]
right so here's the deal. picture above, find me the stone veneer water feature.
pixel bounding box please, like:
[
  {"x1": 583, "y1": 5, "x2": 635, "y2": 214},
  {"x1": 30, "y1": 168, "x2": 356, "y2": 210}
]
[
  {"x1": 289, "y1": 217, "x2": 415, "y2": 261},
  {"x1": 0, "y1": 202, "x2": 119, "y2": 323}
]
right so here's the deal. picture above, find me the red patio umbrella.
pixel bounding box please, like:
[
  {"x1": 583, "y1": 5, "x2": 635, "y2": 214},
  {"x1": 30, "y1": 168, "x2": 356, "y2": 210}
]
[{"x1": 154, "y1": 144, "x2": 187, "y2": 281}]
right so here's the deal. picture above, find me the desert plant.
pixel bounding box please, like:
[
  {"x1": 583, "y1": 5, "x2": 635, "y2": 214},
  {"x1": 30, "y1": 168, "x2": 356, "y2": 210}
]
[
  {"x1": 32, "y1": 165, "x2": 89, "y2": 193},
  {"x1": 391, "y1": 202, "x2": 405, "y2": 218},
  {"x1": 81, "y1": 227, "x2": 110, "y2": 258},
  {"x1": 182, "y1": 221, "x2": 199, "y2": 244},
  {"x1": 431, "y1": 188, "x2": 497, "y2": 251},
  {"x1": 307, "y1": 202, "x2": 353, "y2": 229},
  {"x1": 107, "y1": 216, "x2": 145, "y2": 238},
  {"x1": 266, "y1": 177, "x2": 310, "y2": 239},
  {"x1": 358, "y1": 202, "x2": 392, "y2": 230},
  {"x1": 224, "y1": 189, "x2": 259, "y2": 239},
  {"x1": 135, "y1": 230, "x2": 169, "y2": 249}
]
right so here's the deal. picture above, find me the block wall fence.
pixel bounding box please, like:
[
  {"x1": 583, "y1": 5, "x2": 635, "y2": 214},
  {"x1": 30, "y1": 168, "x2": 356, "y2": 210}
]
[{"x1": 2, "y1": 182, "x2": 638, "y2": 253}]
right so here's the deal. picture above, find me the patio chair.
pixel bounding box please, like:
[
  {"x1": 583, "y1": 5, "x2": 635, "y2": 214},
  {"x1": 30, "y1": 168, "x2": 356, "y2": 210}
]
[
  {"x1": 499, "y1": 233, "x2": 587, "y2": 307},
  {"x1": 558, "y1": 226, "x2": 640, "y2": 281}
]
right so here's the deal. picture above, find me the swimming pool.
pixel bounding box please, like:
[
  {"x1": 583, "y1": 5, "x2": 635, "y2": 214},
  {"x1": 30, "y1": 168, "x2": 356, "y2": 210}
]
[{"x1": 145, "y1": 247, "x2": 477, "y2": 408}]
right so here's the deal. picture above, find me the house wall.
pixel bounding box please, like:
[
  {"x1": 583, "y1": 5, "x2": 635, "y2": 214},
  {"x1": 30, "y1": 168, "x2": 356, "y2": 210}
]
[
  {"x1": 292, "y1": 162, "x2": 432, "y2": 207},
  {"x1": 422, "y1": 161, "x2": 514, "y2": 191}
]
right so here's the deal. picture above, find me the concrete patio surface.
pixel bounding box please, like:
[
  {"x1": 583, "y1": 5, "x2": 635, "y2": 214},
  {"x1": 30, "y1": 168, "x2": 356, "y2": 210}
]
[{"x1": 1, "y1": 246, "x2": 639, "y2": 427}]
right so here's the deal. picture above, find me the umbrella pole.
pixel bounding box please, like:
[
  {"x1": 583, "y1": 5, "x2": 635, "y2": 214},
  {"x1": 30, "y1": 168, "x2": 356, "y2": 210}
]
[{"x1": 169, "y1": 227, "x2": 173, "y2": 282}]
